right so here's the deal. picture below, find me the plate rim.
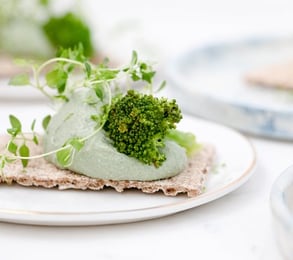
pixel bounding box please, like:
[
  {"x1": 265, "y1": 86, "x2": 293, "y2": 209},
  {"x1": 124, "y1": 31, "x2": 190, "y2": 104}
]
[
  {"x1": 167, "y1": 36, "x2": 293, "y2": 112},
  {"x1": 166, "y1": 36, "x2": 293, "y2": 140},
  {"x1": 0, "y1": 116, "x2": 257, "y2": 225}
]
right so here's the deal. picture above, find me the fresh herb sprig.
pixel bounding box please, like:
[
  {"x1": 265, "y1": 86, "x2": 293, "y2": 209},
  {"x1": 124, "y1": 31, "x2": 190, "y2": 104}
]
[
  {"x1": 9, "y1": 45, "x2": 164, "y2": 102},
  {"x1": 0, "y1": 115, "x2": 39, "y2": 174},
  {"x1": 0, "y1": 47, "x2": 165, "y2": 174}
]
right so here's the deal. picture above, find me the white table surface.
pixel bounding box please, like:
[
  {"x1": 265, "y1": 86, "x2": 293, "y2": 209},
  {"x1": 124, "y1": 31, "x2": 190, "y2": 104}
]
[{"x1": 1, "y1": 0, "x2": 293, "y2": 258}]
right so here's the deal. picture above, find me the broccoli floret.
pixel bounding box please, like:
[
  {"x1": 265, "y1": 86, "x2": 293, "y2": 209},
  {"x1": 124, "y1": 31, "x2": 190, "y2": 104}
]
[{"x1": 103, "y1": 90, "x2": 182, "y2": 167}]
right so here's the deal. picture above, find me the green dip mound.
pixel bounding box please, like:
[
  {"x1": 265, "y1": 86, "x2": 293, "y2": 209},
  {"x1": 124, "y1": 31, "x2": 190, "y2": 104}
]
[{"x1": 43, "y1": 89, "x2": 187, "y2": 181}]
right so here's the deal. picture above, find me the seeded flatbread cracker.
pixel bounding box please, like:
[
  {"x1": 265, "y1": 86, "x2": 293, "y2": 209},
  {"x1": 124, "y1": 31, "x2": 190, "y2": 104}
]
[
  {"x1": 0, "y1": 136, "x2": 215, "y2": 197},
  {"x1": 245, "y1": 61, "x2": 293, "y2": 89}
]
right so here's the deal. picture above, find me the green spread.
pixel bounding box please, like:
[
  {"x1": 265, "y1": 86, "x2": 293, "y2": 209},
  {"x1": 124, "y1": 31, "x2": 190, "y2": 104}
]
[{"x1": 43, "y1": 89, "x2": 188, "y2": 181}]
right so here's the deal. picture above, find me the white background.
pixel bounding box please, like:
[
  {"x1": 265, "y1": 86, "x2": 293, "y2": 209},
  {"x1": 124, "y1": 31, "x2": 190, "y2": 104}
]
[{"x1": 84, "y1": 0, "x2": 293, "y2": 62}]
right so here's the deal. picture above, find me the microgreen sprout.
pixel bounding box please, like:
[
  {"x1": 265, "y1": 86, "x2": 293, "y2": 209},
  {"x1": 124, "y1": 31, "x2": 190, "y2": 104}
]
[{"x1": 0, "y1": 46, "x2": 164, "y2": 173}]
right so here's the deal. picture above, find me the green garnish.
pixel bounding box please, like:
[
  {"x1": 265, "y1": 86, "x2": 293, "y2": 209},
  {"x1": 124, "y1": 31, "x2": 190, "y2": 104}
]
[
  {"x1": 104, "y1": 90, "x2": 182, "y2": 167},
  {"x1": 0, "y1": 1, "x2": 94, "y2": 58},
  {"x1": 42, "y1": 115, "x2": 52, "y2": 131},
  {"x1": 43, "y1": 12, "x2": 94, "y2": 57},
  {"x1": 3, "y1": 114, "x2": 39, "y2": 170},
  {"x1": 0, "y1": 47, "x2": 200, "y2": 174}
]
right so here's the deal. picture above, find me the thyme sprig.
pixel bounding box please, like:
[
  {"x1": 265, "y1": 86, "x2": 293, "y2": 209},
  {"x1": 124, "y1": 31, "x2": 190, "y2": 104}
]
[{"x1": 0, "y1": 46, "x2": 165, "y2": 174}]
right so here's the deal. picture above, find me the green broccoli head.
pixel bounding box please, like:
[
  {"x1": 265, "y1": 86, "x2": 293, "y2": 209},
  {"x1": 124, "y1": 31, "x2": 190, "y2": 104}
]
[{"x1": 103, "y1": 90, "x2": 182, "y2": 167}]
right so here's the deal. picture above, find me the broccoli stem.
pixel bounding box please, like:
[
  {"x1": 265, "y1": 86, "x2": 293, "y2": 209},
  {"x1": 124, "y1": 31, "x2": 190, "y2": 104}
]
[{"x1": 166, "y1": 129, "x2": 201, "y2": 156}]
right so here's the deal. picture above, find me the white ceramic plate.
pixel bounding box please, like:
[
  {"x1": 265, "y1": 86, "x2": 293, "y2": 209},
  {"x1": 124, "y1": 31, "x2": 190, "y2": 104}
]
[
  {"x1": 167, "y1": 37, "x2": 293, "y2": 140},
  {"x1": 0, "y1": 115, "x2": 256, "y2": 226}
]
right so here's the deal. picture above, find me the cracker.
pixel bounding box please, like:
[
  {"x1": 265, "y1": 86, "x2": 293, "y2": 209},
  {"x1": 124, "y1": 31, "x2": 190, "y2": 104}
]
[
  {"x1": 245, "y1": 61, "x2": 293, "y2": 89},
  {"x1": 0, "y1": 136, "x2": 215, "y2": 197}
]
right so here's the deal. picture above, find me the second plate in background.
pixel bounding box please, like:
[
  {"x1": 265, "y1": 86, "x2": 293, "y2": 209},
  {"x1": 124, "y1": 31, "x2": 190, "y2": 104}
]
[{"x1": 166, "y1": 36, "x2": 293, "y2": 140}]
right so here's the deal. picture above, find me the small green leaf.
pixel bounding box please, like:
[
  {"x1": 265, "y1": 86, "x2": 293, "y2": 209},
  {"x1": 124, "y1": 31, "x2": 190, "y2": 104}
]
[
  {"x1": 98, "y1": 70, "x2": 119, "y2": 80},
  {"x1": 9, "y1": 115, "x2": 22, "y2": 132},
  {"x1": 8, "y1": 74, "x2": 30, "y2": 86},
  {"x1": 131, "y1": 72, "x2": 140, "y2": 81},
  {"x1": 46, "y1": 69, "x2": 68, "y2": 93},
  {"x1": 31, "y1": 119, "x2": 36, "y2": 131},
  {"x1": 7, "y1": 128, "x2": 19, "y2": 137},
  {"x1": 0, "y1": 156, "x2": 5, "y2": 169},
  {"x1": 42, "y1": 115, "x2": 51, "y2": 131},
  {"x1": 66, "y1": 64, "x2": 75, "y2": 73},
  {"x1": 140, "y1": 62, "x2": 147, "y2": 70},
  {"x1": 142, "y1": 71, "x2": 155, "y2": 84},
  {"x1": 57, "y1": 72, "x2": 68, "y2": 94},
  {"x1": 69, "y1": 138, "x2": 84, "y2": 151},
  {"x1": 19, "y1": 143, "x2": 30, "y2": 167},
  {"x1": 7, "y1": 141, "x2": 18, "y2": 155},
  {"x1": 45, "y1": 69, "x2": 59, "y2": 88},
  {"x1": 33, "y1": 135, "x2": 39, "y2": 145},
  {"x1": 84, "y1": 62, "x2": 92, "y2": 78},
  {"x1": 56, "y1": 146, "x2": 74, "y2": 167},
  {"x1": 131, "y1": 51, "x2": 138, "y2": 66},
  {"x1": 93, "y1": 83, "x2": 104, "y2": 100}
]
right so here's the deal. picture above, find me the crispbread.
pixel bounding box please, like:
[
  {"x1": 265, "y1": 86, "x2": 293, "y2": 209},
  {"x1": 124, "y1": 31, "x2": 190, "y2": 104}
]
[
  {"x1": 0, "y1": 136, "x2": 215, "y2": 197},
  {"x1": 245, "y1": 61, "x2": 293, "y2": 89}
]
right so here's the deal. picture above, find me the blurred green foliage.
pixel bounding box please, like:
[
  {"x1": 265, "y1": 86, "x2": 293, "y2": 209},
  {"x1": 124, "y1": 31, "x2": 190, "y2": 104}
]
[
  {"x1": 0, "y1": 0, "x2": 95, "y2": 58},
  {"x1": 43, "y1": 12, "x2": 94, "y2": 57}
]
